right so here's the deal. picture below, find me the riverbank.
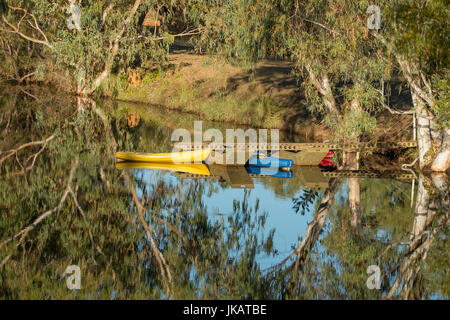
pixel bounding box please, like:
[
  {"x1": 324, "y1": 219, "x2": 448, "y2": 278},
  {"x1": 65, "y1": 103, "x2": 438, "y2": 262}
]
[
  {"x1": 101, "y1": 50, "x2": 324, "y2": 132},
  {"x1": 101, "y1": 50, "x2": 415, "y2": 143}
]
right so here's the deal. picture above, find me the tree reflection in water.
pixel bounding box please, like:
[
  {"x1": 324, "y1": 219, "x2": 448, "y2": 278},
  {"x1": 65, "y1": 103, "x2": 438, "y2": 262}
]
[{"x1": 0, "y1": 93, "x2": 448, "y2": 299}]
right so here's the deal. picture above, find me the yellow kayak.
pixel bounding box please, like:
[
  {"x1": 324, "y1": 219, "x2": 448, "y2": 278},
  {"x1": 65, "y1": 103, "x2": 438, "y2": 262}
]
[
  {"x1": 115, "y1": 149, "x2": 211, "y2": 163},
  {"x1": 115, "y1": 162, "x2": 210, "y2": 175}
]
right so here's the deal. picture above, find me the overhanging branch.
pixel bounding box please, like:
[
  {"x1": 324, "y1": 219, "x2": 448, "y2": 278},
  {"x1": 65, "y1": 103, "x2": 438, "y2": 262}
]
[{"x1": 1, "y1": 5, "x2": 52, "y2": 49}]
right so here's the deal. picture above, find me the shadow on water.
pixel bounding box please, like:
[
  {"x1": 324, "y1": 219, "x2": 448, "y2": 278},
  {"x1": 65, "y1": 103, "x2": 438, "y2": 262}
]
[{"x1": 0, "y1": 88, "x2": 448, "y2": 299}]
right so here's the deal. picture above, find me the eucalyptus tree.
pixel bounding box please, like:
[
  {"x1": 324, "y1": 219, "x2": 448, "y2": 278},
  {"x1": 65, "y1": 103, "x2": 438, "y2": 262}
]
[
  {"x1": 188, "y1": 0, "x2": 448, "y2": 171},
  {"x1": 373, "y1": 0, "x2": 449, "y2": 171},
  {"x1": 0, "y1": 0, "x2": 177, "y2": 94},
  {"x1": 189, "y1": 0, "x2": 387, "y2": 140},
  {"x1": 276, "y1": 175, "x2": 448, "y2": 299}
]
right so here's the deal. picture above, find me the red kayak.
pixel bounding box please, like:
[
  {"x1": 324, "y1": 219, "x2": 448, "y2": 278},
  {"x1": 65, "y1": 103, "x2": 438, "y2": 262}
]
[{"x1": 319, "y1": 151, "x2": 337, "y2": 168}]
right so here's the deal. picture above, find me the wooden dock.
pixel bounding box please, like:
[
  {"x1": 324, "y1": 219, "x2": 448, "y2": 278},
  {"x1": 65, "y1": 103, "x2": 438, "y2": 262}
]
[{"x1": 174, "y1": 141, "x2": 417, "y2": 166}]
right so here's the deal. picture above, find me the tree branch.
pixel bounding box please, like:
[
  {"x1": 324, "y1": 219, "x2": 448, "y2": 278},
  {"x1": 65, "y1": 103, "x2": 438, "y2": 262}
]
[
  {"x1": 305, "y1": 63, "x2": 338, "y2": 114},
  {"x1": 1, "y1": 5, "x2": 52, "y2": 49},
  {"x1": 372, "y1": 32, "x2": 435, "y2": 108},
  {"x1": 0, "y1": 159, "x2": 78, "y2": 267},
  {"x1": 123, "y1": 172, "x2": 172, "y2": 295},
  {"x1": 0, "y1": 134, "x2": 55, "y2": 167},
  {"x1": 82, "y1": 0, "x2": 142, "y2": 94}
]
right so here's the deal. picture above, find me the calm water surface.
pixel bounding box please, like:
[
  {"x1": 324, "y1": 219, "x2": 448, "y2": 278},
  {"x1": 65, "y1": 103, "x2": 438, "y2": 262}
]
[{"x1": 0, "y1": 91, "x2": 448, "y2": 299}]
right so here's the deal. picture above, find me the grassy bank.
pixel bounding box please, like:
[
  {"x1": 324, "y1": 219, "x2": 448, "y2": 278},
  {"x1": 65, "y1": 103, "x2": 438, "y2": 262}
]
[
  {"x1": 101, "y1": 52, "x2": 316, "y2": 130},
  {"x1": 101, "y1": 52, "x2": 414, "y2": 144},
  {"x1": 120, "y1": 83, "x2": 284, "y2": 128},
  {"x1": 104, "y1": 74, "x2": 284, "y2": 128}
]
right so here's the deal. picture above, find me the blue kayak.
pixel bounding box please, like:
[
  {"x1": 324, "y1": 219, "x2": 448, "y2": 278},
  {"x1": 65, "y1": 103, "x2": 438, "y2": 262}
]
[
  {"x1": 246, "y1": 165, "x2": 293, "y2": 179},
  {"x1": 247, "y1": 153, "x2": 293, "y2": 168}
]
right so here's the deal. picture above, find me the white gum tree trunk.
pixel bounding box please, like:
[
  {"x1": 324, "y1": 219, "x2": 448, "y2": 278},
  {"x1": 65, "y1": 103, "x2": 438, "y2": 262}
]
[
  {"x1": 412, "y1": 92, "x2": 433, "y2": 170},
  {"x1": 345, "y1": 151, "x2": 362, "y2": 234},
  {"x1": 411, "y1": 174, "x2": 433, "y2": 245},
  {"x1": 431, "y1": 128, "x2": 450, "y2": 172}
]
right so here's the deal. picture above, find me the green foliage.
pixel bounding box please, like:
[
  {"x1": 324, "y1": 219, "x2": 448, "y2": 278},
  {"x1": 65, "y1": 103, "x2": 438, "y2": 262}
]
[
  {"x1": 1, "y1": 91, "x2": 448, "y2": 299},
  {"x1": 0, "y1": 92, "x2": 279, "y2": 299},
  {"x1": 1, "y1": 0, "x2": 177, "y2": 92},
  {"x1": 186, "y1": 0, "x2": 448, "y2": 144},
  {"x1": 431, "y1": 75, "x2": 450, "y2": 128},
  {"x1": 292, "y1": 188, "x2": 320, "y2": 215},
  {"x1": 385, "y1": 0, "x2": 449, "y2": 76},
  {"x1": 381, "y1": 0, "x2": 449, "y2": 127},
  {"x1": 324, "y1": 109, "x2": 377, "y2": 143},
  {"x1": 424, "y1": 227, "x2": 450, "y2": 299},
  {"x1": 186, "y1": 0, "x2": 389, "y2": 140}
]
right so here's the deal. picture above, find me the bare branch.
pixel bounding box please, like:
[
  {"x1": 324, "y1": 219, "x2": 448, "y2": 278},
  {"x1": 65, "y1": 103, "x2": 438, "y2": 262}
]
[
  {"x1": 123, "y1": 172, "x2": 172, "y2": 295},
  {"x1": 101, "y1": 4, "x2": 114, "y2": 26},
  {"x1": 69, "y1": 185, "x2": 119, "y2": 281},
  {"x1": 383, "y1": 102, "x2": 415, "y2": 115},
  {"x1": 303, "y1": 18, "x2": 343, "y2": 37},
  {"x1": 266, "y1": 178, "x2": 341, "y2": 273},
  {"x1": 18, "y1": 70, "x2": 37, "y2": 83},
  {"x1": 2, "y1": 5, "x2": 52, "y2": 49},
  {"x1": 0, "y1": 134, "x2": 55, "y2": 166},
  {"x1": 143, "y1": 27, "x2": 205, "y2": 41},
  {"x1": 0, "y1": 159, "x2": 78, "y2": 267},
  {"x1": 386, "y1": 212, "x2": 448, "y2": 299},
  {"x1": 372, "y1": 32, "x2": 435, "y2": 108},
  {"x1": 18, "y1": 87, "x2": 40, "y2": 100}
]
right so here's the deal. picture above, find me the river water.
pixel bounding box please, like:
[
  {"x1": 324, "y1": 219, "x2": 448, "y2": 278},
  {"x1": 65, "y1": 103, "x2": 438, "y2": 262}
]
[{"x1": 0, "y1": 90, "x2": 448, "y2": 299}]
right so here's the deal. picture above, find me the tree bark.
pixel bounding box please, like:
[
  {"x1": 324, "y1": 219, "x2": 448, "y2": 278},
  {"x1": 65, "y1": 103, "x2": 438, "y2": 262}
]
[
  {"x1": 373, "y1": 33, "x2": 448, "y2": 172},
  {"x1": 413, "y1": 91, "x2": 433, "y2": 170},
  {"x1": 305, "y1": 64, "x2": 338, "y2": 114},
  {"x1": 344, "y1": 151, "x2": 363, "y2": 235},
  {"x1": 289, "y1": 178, "x2": 341, "y2": 270},
  {"x1": 413, "y1": 90, "x2": 449, "y2": 172},
  {"x1": 431, "y1": 128, "x2": 450, "y2": 172},
  {"x1": 410, "y1": 174, "x2": 435, "y2": 246},
  {"x1": 349, "y1": 177, "x2": 362, "y2": 230},
  {"x1": 78, "y1": 0, "x2": 142, "y2": 95},
  {"x1": 387, "y1": 174, "x2": 447, "y2": 299}
]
